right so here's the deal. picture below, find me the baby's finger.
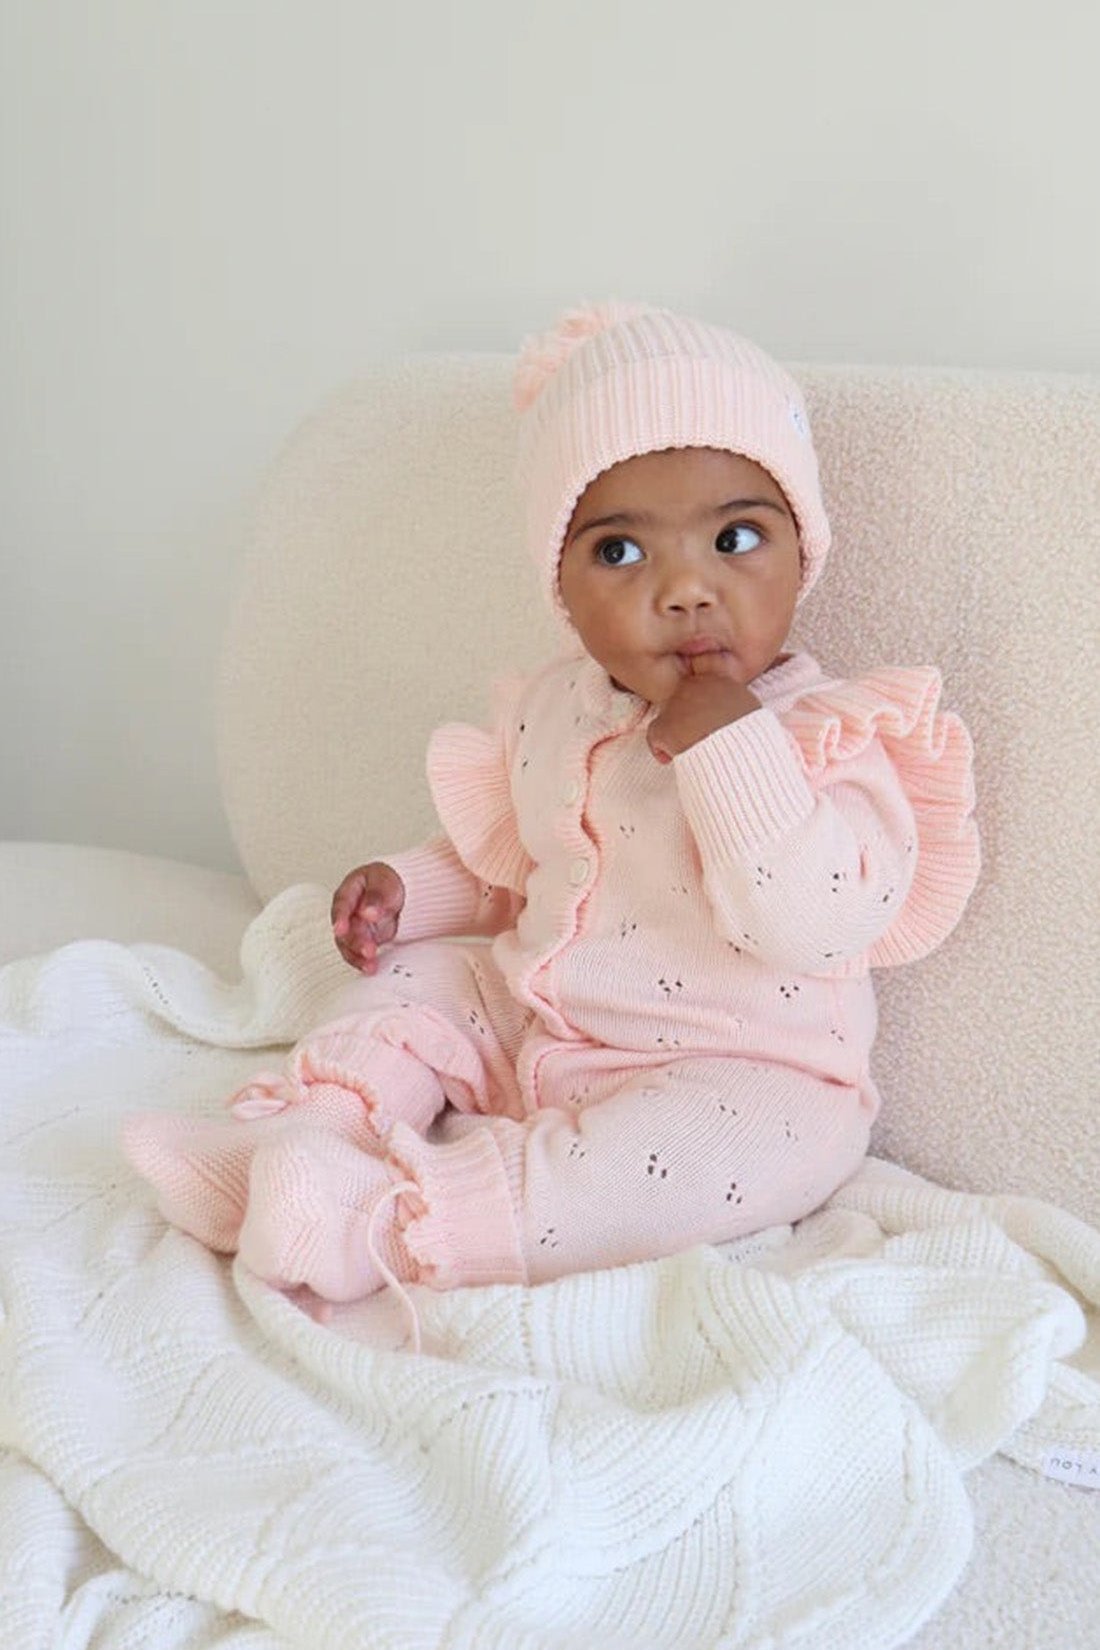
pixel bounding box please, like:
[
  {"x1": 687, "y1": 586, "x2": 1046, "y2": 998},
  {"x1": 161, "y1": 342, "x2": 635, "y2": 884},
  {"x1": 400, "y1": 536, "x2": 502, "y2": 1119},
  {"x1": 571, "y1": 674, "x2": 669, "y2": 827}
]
[
  {"x1": 369, "y1": 910, "x2": 399, "y2": 943},
  {"x1": 347, "y1": 918, "x2": 379, "y2": 954},
  {"x1": 335, "y1": 936, "x2": 370, "y2": 972},
  {"x1": 344, "y1": 944, "x2": 380, "y2": 977},
  {"x1": 332, "y1": 874, "x2": 368, "y2": 934},
  {"x1": 350, "y1": 938, "x2": 381, "y2": 974},
  {"x1": 354, "y1": 943, "x2": 385, "y2": 976}
]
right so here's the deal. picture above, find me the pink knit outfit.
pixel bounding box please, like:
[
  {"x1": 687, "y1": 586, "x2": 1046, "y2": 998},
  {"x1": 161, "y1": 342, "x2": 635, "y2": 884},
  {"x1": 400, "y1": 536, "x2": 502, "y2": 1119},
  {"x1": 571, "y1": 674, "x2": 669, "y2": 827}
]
[
  {"x1": 124, "y1": 642, "x2": 979, "y2": 1314},
  {"x1": 122, "y1": 299, "x2": 980, "y2": 1328}
]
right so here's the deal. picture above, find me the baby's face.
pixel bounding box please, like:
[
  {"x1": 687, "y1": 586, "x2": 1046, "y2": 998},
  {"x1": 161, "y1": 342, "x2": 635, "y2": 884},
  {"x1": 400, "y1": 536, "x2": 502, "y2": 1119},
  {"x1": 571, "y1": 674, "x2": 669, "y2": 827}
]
[{"x1": 558, "y1": 448, "x2": 803, "y2": 704}]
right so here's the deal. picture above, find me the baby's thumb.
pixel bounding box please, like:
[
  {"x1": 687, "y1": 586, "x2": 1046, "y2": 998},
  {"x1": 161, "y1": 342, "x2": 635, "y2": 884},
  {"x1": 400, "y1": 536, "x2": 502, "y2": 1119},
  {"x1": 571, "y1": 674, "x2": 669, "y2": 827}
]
[{"x1": 332, "y1": 871, "x2": 368, "y2": 933}]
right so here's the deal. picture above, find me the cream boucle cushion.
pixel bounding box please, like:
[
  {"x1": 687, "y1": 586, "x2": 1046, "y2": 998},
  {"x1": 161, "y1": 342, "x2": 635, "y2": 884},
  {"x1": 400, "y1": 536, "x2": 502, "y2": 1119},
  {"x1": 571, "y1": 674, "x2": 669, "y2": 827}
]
[{"x1": 217, "y1": 355, "x2": 1100, "y2": 1226}]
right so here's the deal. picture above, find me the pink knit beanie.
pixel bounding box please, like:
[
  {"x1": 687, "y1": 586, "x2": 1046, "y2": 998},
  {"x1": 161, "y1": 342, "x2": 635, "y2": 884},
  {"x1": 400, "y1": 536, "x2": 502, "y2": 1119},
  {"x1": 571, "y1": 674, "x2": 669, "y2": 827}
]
[{"x1": 513, "y1": 300, "x2": 831, "y2": 638}]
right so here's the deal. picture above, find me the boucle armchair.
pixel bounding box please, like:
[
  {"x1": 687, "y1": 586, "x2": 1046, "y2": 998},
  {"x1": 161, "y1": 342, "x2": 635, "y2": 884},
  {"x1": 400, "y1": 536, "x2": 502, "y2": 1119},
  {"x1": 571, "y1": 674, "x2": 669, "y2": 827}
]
[{"x1": 1, "y1": 354, "x2": 1096, "y2": 1649}]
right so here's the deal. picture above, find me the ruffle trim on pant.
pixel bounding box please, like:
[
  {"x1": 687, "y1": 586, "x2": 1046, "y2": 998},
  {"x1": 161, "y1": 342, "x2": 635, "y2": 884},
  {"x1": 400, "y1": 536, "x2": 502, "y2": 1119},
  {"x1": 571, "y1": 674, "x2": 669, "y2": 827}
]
[
  {"x1": 240, "y1": 1006, "x2": 479, "y2": 1141},
  {"x1": 384, "y1": 1120, "x2": 528, "y2": 1289}
]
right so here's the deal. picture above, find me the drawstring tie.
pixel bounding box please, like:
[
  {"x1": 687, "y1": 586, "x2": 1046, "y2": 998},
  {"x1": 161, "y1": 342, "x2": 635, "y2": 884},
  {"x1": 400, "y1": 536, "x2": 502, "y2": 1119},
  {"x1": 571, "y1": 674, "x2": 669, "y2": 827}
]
[{"x1": 366, "y1": 1179, "x2": 424, "y2": 1355}]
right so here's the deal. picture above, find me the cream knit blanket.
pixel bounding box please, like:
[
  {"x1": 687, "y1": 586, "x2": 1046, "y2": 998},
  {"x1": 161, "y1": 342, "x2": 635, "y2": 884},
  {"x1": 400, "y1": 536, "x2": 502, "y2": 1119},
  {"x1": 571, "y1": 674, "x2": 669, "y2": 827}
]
[{"x1": 1, "y1": 885, "x2": 1098, "y2": 1650}]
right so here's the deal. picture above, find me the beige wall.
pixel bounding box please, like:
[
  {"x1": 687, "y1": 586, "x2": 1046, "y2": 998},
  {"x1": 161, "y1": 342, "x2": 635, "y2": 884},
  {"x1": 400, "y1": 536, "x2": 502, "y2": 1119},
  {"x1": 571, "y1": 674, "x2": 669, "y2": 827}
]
[{"x1": 2, "y1": 0, "x2": 1096, "y2": 875}]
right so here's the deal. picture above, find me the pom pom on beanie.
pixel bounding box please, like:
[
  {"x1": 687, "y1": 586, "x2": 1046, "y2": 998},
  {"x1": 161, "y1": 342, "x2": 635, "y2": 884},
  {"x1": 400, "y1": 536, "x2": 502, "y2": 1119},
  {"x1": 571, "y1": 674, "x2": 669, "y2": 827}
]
[
  {"x1": 513, "y1": 300, "x2": 655, "y2": 413},
  {"x1": 512, "y1": 298, "x2": 831, "y2": 640}
]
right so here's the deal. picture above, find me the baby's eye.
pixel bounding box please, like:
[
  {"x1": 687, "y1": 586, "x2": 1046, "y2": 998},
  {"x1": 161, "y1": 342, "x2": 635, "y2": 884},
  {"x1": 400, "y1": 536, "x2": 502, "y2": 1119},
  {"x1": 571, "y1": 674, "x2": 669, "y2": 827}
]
[
  {"x1": 595, "y1": 537, "x2": 644, "y2": 567},
  {"x1": 716, "y1": 524, "x2": 763, "y2": 555}
]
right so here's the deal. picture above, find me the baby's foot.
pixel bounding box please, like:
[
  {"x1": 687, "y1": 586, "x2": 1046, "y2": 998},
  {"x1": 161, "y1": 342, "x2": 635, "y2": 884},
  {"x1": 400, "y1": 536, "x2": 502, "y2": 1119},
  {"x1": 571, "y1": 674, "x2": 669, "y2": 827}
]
[
  {"x1": 122, "y1": 1081, "x2": 378, "y2": 1252},
  {"x1": 124, "y1": 1110, "x2": 257, "y2": 1251},
  {"x1": 237, "y1": 1127, "x2": 414, "y2": 1303}
]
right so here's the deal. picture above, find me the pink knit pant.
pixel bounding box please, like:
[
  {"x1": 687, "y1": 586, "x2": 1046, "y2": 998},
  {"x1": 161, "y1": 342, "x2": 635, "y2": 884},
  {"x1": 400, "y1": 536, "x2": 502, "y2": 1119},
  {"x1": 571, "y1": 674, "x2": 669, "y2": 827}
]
[
  {"x1": 317, "y1": 943, "x2": 853, "y2": 1253},
  {"x1": 125, "y1": 938, "x2": 874, "y2": 1299}
]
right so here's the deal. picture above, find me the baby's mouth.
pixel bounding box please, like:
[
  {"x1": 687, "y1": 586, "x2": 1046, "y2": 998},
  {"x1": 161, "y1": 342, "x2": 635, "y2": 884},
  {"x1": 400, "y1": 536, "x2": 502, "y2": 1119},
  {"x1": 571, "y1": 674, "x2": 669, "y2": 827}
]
[
  {"x1": 675, "y1": 638, "x2": 727, "y2": 657},
  {"x1": 672, "y1": 647, "x2": 732, "y2": 674}
]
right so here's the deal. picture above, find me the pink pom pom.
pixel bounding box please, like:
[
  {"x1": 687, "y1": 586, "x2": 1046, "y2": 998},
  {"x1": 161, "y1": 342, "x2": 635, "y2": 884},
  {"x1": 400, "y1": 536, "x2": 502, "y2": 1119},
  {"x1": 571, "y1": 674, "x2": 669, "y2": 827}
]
[{"x1": 513, "y1": 298, "x2": 654, "y2": 412}]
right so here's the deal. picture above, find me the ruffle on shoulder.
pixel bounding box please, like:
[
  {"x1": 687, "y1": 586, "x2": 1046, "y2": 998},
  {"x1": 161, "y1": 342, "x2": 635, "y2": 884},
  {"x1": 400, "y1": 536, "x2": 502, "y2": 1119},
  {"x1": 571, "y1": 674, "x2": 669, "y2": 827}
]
[
  {"x1": 779, "y1": 667, "x2": 981, "y2": 967},
  {"x1": 424, "y1": 674, "x2": 534, "y2": 896}
]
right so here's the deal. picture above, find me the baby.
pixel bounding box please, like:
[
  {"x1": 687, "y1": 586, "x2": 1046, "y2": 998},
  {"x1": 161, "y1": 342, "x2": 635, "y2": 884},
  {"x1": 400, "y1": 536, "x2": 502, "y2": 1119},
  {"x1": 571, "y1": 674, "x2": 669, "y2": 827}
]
[{"x1": 124, "y1": 301, "x2": 980, "y2": 1335}]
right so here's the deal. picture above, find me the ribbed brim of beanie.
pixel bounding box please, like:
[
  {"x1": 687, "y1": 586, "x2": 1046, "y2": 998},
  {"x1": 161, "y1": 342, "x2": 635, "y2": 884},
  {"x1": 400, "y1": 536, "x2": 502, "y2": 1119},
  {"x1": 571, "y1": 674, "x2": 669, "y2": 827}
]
[{"x1": 513, "y1": 301, "x2": 831, "y2": 636}]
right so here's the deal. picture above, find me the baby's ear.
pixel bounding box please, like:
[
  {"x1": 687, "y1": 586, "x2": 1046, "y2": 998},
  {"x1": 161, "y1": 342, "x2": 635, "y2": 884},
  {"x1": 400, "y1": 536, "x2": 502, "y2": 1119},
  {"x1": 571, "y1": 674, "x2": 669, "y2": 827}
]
[{"x1": 513, "y1": 299, "x2": 653, "y2": 412}]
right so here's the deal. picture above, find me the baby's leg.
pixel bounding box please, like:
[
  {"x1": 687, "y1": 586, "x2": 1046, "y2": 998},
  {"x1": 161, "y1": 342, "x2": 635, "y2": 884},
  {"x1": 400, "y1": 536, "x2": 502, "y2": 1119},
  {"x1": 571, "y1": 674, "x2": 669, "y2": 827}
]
[
  {"x1": 123, "y1": 939, "x2": 527, "y2": 1252},
  {"x1": 376, "y1": 1058, "x2": 875, "y2": 1289}
]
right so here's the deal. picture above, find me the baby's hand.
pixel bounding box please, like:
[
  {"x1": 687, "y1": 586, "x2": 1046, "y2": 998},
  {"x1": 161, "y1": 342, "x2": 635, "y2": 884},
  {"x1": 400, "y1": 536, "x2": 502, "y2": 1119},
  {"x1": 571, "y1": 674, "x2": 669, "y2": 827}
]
[
  {"x1": 331, "y1": 862, "x2": 405, "y2": 974},
  {"x1": 647, "y1": 652, "x2": 762, "y2": 764}
]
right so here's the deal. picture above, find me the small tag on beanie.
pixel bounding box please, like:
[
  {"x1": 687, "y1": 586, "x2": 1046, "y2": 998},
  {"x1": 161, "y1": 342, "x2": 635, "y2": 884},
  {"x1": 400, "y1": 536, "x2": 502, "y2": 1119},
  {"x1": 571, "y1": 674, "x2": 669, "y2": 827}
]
[
  {"x1": 788, "y1": 399, "x2": 811, "y2": 439},
  {"x1": 1040, "y1": 1447, "x2": 1100, "y2": 1487}
]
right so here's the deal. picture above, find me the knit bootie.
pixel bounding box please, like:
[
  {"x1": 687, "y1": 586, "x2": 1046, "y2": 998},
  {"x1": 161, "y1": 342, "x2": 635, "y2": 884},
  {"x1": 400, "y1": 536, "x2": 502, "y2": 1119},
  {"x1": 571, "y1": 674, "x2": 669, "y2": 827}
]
[
  {"x1": 122, "y1": 1080, "x2": 380, "y2": 1253},
  {"x1": 236, "y1": 1126, "x2": 416, "y2": 1303}
]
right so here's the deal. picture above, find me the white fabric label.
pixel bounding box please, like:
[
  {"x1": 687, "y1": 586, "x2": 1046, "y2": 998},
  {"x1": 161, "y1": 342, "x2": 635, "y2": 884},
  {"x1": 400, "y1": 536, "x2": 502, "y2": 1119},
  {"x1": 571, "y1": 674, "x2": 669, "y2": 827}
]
[{"x1": 1040, "y1": 1448, "x2": 1100, "y2": 1488}]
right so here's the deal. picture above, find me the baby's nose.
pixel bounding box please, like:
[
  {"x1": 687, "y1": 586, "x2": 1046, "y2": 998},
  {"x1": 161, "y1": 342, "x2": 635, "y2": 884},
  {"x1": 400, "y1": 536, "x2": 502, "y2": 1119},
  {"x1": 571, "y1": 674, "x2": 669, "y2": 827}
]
[
  {"x1": 661, "y1": 585, "x2": 717, "y2": 613},
  {"x1": 656, "y1": 551, "x2": 721, "y2": 611}
]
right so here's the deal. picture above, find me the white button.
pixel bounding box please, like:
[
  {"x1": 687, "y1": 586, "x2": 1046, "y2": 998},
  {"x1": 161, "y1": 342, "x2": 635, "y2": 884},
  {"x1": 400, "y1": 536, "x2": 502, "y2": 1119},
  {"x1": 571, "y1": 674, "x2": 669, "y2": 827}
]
[
  {"x1": 562, "y1": 780, "x2": 581, "y2": 805},
  {"x1": 569, "y1": 857, "x2": 590, "y2": 886}
]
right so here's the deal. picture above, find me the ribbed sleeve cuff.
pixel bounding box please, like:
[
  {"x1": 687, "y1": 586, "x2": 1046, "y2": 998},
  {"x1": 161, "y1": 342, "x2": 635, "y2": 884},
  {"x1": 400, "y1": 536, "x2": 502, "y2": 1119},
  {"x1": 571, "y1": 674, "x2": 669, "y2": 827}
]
[
  {"x1": 377, "y1": 838, "x2": 482, "y2": 944},
  {"x1": 385, "y1": 1120, "x2": 528, "y2": 1289},
  {"x1": 673, "y1": 708, "x2": 817, "y2": 858}
]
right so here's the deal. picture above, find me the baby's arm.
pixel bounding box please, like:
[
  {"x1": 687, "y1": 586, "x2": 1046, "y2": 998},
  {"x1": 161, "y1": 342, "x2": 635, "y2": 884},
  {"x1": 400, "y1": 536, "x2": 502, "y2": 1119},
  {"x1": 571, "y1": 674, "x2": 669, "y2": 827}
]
[
  {"x1": 333, "y1": 672, "x2": 534, "y2": 967},
  {"x1": 373, "y1": 833, "x2": 524, "y2": 945},
  {"x1": 675, "y1": 717, "x2": 918, "y2": 970},
  {"x1": 332, "y1": 835, "x2": 523, "y2": 974}
]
